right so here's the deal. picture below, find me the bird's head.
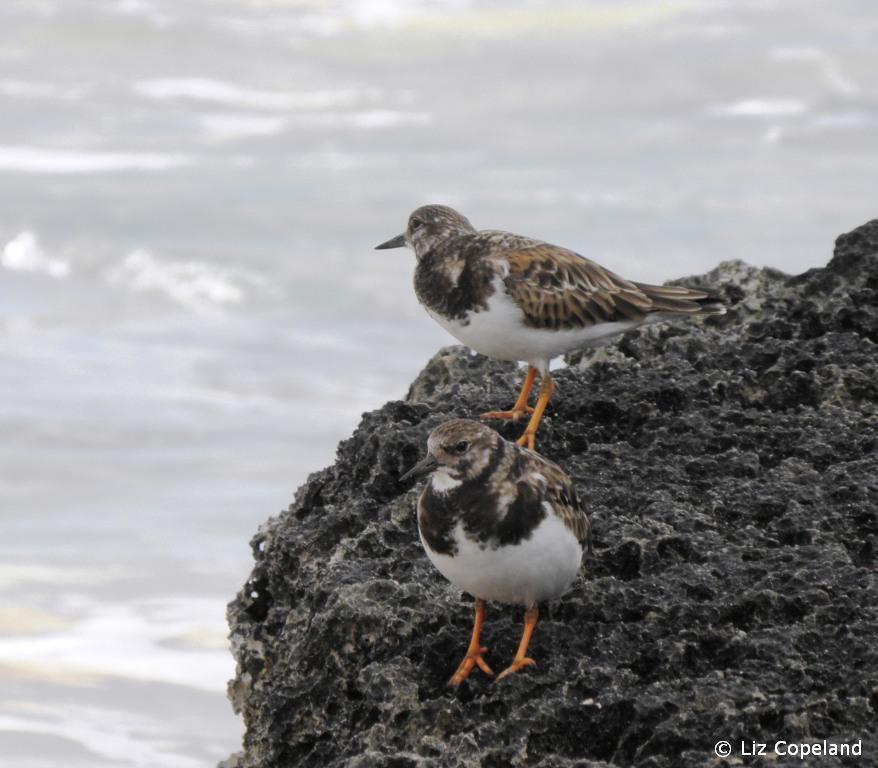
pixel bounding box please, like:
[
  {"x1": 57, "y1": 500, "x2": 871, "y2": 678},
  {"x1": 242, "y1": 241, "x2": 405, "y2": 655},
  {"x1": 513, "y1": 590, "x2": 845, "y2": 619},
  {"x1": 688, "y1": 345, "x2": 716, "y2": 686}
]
[
  {"x1": 375, "y1": 205, "x2": 476, "y2": 258},
  {"x1": 400, "y1": 419, "x2": 501, "y2": 487}
]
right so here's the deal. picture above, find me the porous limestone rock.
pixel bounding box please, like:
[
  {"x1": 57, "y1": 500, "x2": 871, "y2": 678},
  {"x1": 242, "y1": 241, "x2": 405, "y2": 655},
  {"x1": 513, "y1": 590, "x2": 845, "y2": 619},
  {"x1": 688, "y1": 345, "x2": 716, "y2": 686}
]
[{"x1": 224, "y1": 221, "x2": 878, "y2": 768}]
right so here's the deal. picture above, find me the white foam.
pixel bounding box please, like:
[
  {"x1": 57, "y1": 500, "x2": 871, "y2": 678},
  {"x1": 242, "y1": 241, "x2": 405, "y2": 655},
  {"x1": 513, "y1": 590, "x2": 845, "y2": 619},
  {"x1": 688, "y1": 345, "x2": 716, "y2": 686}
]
[
  {"x1": 348, "y1": 0, "x2": 420, "y2": 27},
  {"x1": 110, "y1": 0, "x2": 173, "y2": 27},
  {"x1": 0, "y1": 146, "x2": 192, "y2": 174},
  {"x1": 0, "y1": 708, "x2": 203, "y2": 768},
  {"x1": 0, "y1": 596, "x2": 232, "y2": 693},
  {"x1": 351, "y1": 109, "x2": 431, "y2": 128},
  {"x1": 1, "y1": 232, "x2": 70, "y2": 278},
  {"x1": 199, "y1": 113, "x2": 287, "y2": 141},
  {"x1": 0, "y1": 564, "x2": 124, "y2": 589},
  {"x1": 106, "y1": 249, "x2": 265, "y2": 310},
  {"x1": 0, "y1": 597, "x2": 234, "y2": 768},
  {"x1": 708, "y1": 99, "x2": 809, "y2": 118},
  {"x1": 133, "y1": 77, "x2": 358, "y2": 111}
]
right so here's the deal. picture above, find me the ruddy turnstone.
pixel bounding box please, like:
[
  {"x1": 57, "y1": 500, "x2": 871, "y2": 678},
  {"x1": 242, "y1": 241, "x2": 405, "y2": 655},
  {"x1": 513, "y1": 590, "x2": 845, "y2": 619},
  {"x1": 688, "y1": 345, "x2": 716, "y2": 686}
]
[
  {"x1": 377, "y1": 205, "x2": 723, "y2": 449},
  {"x1": 400, "y1": 419, "x2": 590, "y2": 686}
]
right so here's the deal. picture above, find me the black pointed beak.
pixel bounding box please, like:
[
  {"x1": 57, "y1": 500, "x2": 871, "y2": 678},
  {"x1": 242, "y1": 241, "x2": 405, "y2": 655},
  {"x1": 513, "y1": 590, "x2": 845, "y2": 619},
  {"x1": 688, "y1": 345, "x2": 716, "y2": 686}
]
[
  {"x1": 375, "y1": 233, "x2": 406, "y2": 250},
  {"x1": 400, "y1": 454, "x2": 438, "y2": 483}
]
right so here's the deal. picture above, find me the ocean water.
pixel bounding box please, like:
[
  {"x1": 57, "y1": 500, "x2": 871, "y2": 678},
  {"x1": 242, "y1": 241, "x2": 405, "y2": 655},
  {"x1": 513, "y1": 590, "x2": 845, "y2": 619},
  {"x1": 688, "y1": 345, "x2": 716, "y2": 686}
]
[{"x1": 1, "y1": 1, "x2": 876, "y2": 765}]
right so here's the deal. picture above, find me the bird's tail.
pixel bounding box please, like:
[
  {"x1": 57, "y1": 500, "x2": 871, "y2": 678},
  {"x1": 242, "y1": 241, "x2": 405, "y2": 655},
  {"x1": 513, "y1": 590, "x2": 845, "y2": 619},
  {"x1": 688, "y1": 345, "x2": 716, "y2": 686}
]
[{"x1": 634, "y1": 282, "x2": 726, "y2": 316}]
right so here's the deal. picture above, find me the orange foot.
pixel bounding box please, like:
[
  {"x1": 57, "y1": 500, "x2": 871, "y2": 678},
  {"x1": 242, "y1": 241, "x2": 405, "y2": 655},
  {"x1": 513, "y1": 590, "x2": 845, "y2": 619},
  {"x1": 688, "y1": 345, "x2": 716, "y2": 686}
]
[
  {"x1": 495, "y1": 657, "x2": 536, "y2": 682},
  {"x1": 480, "y1": 406, "x2": 534, "y2": 423},
  {"x1": 514, "y1": 375, "x2": 555, "y2": 451},
  {"x1": 480, "y1": 366, "x2": 537, "y2": 425},
  {"x1": 448, "y1": 646, "x2": 494, "y2": 687},
  {"x1": 495, "y1": 605, "x2": 539, "y2": 683}
]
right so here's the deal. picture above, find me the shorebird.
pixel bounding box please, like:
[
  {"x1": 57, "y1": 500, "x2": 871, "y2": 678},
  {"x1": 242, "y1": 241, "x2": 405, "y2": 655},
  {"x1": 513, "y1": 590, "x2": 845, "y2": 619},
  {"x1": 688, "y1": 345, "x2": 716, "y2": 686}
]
[
  {"x1": 377, "y1": 205, "x2": 723, "y2": 449},
  {"x1": 401, "y1": 419, "x2": 591, "y2": 685}
]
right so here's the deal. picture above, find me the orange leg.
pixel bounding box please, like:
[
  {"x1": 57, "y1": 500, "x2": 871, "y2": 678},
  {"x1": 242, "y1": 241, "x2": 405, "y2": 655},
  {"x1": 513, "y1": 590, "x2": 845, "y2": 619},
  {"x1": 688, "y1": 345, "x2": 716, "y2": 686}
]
[
  {"x1": 448, "y1": 598, "x2": 494, "y2": 687},
  {"x1": 480, "y1": 366, "x2": 537, "y2": 423},
  {"x1": 516, "y1": 374, "x2": 555, "y2": 450},
  {"x1": 496, "y1": 605, "x2": 539, "y2": 682}
]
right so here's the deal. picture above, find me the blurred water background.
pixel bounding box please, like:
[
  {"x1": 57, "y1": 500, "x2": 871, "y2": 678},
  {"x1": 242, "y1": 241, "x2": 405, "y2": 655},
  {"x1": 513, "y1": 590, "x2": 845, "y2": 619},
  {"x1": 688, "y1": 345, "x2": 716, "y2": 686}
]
[{"x1": 0, "y1": 0, "x2": 876, "y2": 765}]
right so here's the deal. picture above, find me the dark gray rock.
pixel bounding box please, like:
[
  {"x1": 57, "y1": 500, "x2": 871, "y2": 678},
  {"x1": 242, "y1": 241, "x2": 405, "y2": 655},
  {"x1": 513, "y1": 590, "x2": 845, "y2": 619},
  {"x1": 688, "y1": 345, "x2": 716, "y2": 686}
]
[{"x1": 225, "y1": 221, "x2": 878, "y2": 768}]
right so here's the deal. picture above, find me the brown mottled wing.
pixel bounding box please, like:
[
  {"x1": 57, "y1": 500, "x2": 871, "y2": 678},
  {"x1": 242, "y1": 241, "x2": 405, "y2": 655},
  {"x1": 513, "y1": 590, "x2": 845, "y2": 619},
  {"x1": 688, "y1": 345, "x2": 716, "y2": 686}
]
[
  {"x1": 519, "y1": 450, "x2": 590, "y2": 551},
  {"x1": 496, "y1": 241, "x2": 716, "y2": 331}
]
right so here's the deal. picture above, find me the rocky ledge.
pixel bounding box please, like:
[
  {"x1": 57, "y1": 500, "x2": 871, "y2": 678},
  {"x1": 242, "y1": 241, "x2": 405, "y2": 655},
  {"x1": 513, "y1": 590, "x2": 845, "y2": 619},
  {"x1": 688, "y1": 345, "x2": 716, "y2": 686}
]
[{"x1": 224, "y1": 222, "x2": 877, "y2": 768}]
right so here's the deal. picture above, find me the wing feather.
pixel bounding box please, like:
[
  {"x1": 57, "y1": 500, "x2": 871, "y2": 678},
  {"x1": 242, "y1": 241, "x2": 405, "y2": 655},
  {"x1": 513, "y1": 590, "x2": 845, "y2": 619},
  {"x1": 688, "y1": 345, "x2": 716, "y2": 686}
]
[
  {"x1": 495, "y1": 243, "x2": 718, "y2": 330},
  {"x1": 513, "y1": 450, "x2": 590, "y2": 549}
]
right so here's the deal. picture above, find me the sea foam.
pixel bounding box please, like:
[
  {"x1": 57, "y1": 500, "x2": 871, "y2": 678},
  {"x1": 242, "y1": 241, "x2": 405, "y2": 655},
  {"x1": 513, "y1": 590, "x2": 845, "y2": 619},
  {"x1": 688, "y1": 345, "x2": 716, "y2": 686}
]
[
  {"x1": 1, "y1": 232, "x2": 70, "y2": 278},
  {"x1": 106, "y1": 249, "x2": 266, "y2": 310},
  {"x1": 134, "y1": 77, "x2": 358, "y2": 111},
  {"x1": 0, "y1": 146, "x2": 192, "y2": 174}
]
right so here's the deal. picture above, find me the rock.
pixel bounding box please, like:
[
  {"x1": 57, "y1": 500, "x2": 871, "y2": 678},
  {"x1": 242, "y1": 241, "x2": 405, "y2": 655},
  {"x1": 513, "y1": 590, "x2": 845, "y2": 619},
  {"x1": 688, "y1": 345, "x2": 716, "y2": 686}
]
[{"x1": 225, "y1": 221, "x2": 878, "y2": 767}]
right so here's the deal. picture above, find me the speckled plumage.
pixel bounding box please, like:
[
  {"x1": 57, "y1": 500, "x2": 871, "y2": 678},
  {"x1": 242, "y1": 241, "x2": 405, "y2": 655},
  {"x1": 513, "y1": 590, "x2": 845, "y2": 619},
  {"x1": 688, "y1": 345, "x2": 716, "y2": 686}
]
[
  {"x1": 379, "y1": 204, "x2": 722, "y2": 359},
  {"x1": 377, "y1": 204, "x2": 724, "y2": 448},
  {"x1": 404, "y1": 419, "x2": 590, "y2": 607}
]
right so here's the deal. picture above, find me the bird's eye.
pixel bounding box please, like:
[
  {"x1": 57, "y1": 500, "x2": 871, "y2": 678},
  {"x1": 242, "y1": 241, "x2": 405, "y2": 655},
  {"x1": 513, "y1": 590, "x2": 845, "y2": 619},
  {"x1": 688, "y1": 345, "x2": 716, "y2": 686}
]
[
  {"x1": 450, "y1": 441, "x2": 469, "y2": 454},
  {"x1": 410, "y1": 218, "x2": 423, "y2": 231}
]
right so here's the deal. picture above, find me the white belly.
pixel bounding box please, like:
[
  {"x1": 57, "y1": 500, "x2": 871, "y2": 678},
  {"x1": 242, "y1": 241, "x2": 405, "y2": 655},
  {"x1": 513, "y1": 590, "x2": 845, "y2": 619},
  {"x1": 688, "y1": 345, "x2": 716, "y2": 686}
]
[
  {"x1": 419, "y1": 514, "x2": 583, "y2": 607},
  {"x1": 425, "y1": 282, "x2": 641, "y2": 367}
]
